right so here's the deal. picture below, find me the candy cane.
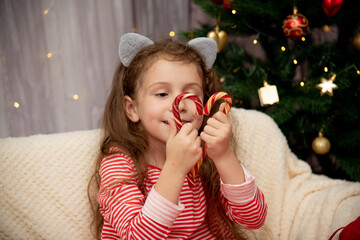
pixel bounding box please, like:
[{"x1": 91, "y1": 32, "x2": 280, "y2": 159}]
[
  {"x1": 172, "y1": 91, "x2": 232, "y2": 186},
  {"x1": 204, "y1": 91, "x2": 232, "y2": 116},
  {"x1": 199, "y1": 91, "x2": 232, "y2": 181},
  {"x1": 172, "y1": 92, "x2": 203, "y2": 186},
  {"x1": 172, "y1": 93, "x2": 203, "y2": 130},
  {"x1": 200, "y1": 92, "x2": 232, "y2": 182}
]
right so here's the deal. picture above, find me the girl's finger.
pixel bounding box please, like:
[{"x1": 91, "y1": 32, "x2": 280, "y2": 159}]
[
  {"x1": 200, "y1": 131, "x2": 216, "y2": 143},
  {"x1": 218, "y1": 102, "x2": 226, "y2": 113},
  {"x1": 178, "y1": 122, "x2": 193, "y2": 135},
  {"x1": 203, "y1": 124, "x2": 218, "y2": 136},
  {"x1": 189, "y1": 128, "x2": 199, "y2": 140},
  {"x1": 195, "y1": 136, "x2": 202, "y2": 148}
]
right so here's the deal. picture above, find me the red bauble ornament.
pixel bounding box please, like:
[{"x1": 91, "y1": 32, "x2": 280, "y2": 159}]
[
  {"x1": 222, "y1": 0, "x2": 233, "y2": 11},
  {"x1": 321, "y1": 0, "x2": 343, "y2": 17},
  {"x1": 282, "y1": 7, "x2": 309, "y2": 40},
  {"x1": 211, "y1": 0, "x2": 223, "y2": 4}
]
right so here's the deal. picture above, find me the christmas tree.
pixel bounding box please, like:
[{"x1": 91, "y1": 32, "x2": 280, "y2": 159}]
[{"x1": 186, "y1": 0, "x2": 360, "y2": 181}]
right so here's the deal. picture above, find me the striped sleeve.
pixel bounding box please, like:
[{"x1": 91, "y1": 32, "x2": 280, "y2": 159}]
[
  {"x1": 142, "y1": 185, "x2": 184, "y2": 227},
  {"x1": 220, "y1": 165, "x2": 268, "y2": 229},
  {"x1": 97, "y1": 153, "x2": 182, "y2": 239}
]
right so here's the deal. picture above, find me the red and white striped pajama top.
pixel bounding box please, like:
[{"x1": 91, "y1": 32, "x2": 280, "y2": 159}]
[{"x1": 97, "y1": 147, "x2": 267, "y2": 239}]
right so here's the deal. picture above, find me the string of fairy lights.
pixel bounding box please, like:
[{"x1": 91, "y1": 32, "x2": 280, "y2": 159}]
[
  {"x1": 11, "y1": 4, "x2": 359, "y2": 113},
  {"x1": 11, "y1": 7, "x2": 177, "y2": 111},
  {"x1": 204, "y1": 5, "x2": 360, "y2": 102},
  {"x1": 251, "y1": 27, "x2": 360, "y2": 88},
  {"x1": 203, "y1": 0, "x2": 360, "y2": 155}
]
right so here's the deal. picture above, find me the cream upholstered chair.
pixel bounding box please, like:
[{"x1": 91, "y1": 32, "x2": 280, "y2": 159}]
[{"x1": 1, "y1": 108, "x2": 359, "y2": 240}]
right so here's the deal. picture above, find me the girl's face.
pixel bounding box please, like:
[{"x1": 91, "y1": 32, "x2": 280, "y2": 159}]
[{"x1": 125, "y1": 58, "x2": 204, "y2": 147}]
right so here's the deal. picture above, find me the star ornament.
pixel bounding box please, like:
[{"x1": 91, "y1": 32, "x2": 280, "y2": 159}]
[{"x1": 316, "y1": 74, "x2": 338, "y2": 96}]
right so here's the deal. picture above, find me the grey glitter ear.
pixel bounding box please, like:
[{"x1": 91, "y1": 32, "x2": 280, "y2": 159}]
[
  {"x1": 119, "y1": 33, "x2": 154, "y2": 67},
  {"x1": 188, "y1": 37, "x2": 217, "y2": 69}
]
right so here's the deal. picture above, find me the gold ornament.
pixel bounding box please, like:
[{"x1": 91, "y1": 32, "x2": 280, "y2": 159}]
[
  {"x1": 312, "y1": 131, "x2": 331, "y2": 155},
  {"x1": 352, "y1": 33, "x2": 360, "y2": 52},
  {"x1": 316, "y1": 74, "x2": 338, "y2": 96},
  {"x1": 258, "y1": 81, "x2": 279, "y2": 107},
  {"x1": 207, "y1": 25, "x2": 228, "y2": 53}
]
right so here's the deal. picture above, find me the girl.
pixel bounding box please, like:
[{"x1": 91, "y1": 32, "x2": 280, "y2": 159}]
[{"x1": 88, "y1": 33, "x2": 267, "y2": 239}]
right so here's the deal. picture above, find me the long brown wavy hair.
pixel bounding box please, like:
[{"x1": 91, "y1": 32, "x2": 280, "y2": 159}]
[{"x1": 88, "y1": 38, "x2": 246, "y2": 239}]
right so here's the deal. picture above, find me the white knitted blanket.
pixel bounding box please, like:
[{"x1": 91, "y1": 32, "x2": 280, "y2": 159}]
[{"x1": 0, "y1": 108, "x2": 359, "y2": 240}]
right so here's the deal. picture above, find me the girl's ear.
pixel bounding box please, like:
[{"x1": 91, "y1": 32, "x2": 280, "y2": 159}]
[{"x1": 124, "y1": 96, "x2": 140, "y2": 122}]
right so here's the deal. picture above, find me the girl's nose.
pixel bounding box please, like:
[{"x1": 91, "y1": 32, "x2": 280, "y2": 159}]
[
  {"x1": 169, "y1": 97, "x2": 187, "y2": 113},
  {"x1": 178, "y1": 101, "x2": 186, "y2": 112}
]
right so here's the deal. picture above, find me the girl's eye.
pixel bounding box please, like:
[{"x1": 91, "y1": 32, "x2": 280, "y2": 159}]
[{"x1": 155, "y1": 93, "x2": 168, "y2": 97}]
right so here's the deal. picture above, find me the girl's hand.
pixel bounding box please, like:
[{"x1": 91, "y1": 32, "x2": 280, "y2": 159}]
[
  {"x1": 200, "y1": 103, "x2": 246, "y2": 185},
  {"x1": 165, "y1": 118, "x2": 202, "y2": 176},
  {"x1": 200, "y1": 103, "x2": 232, "y2": 163},
  {"x1": 155, "y1": 119, "x2": 202, "y2": 204}
]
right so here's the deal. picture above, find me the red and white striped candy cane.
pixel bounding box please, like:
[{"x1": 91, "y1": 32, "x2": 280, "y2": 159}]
[
  {"x1": 172, "y1": 92, "x2": 204, "y2": 186},
  {"x1": 172, "y1": 92, "x2": 203, "y2": 131},
  {"x1": 172, "y1": 91, "x2": 232, "y2": 186},
  {"x1": 204, "y1": 91, "x2": 232, "y2": 116},
  {"x1": 201, "y1": 92, "x2": 232, "y2": 182}
]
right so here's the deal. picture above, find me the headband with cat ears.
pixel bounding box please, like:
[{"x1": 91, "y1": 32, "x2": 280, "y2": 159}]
[{"x1": 118, "y1": 32, "x2": 217, "y2": 69}]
